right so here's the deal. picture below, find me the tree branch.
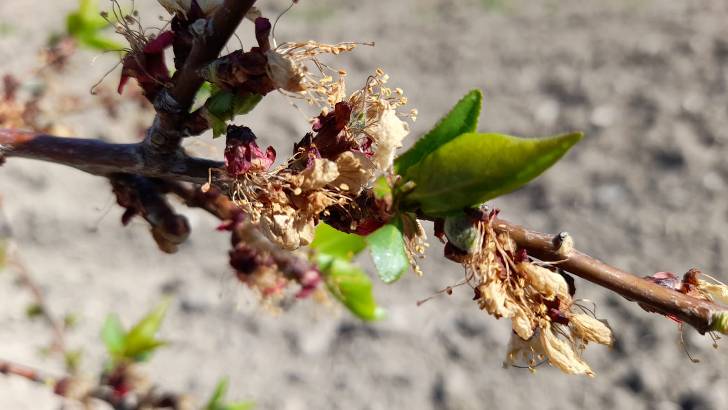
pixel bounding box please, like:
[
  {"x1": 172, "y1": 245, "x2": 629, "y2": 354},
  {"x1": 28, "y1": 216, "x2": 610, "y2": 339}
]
[
  {"x1": 493, "y1": 218, "x2": 728, "y2": 334},
  {"x1": 1, "y1": 129, "x2": 222, "y2": 184},
  {"x1": 145, "y1": 0, "x2": 258, "y2": 153}
]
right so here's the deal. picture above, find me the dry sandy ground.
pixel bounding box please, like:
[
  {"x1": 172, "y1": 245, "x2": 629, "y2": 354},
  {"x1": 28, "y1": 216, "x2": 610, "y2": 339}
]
[{"x1": 2, "y1": 0, "x2": 728, "y2": 409}]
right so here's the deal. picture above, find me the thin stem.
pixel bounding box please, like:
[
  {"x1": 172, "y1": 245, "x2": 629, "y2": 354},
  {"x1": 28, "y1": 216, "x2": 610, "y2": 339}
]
[
  {"x1": 8, "y1": 254, "x2": 67, "y2": 354},
  {"x1": 493, "y1": 218, "x2": 727, "y2": 334},
  {"x1": 0, "y1": 359, "x2": 51, "y2": 384}
]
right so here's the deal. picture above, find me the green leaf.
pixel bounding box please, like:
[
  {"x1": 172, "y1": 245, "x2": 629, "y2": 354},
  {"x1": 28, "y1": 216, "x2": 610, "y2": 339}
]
[
  {"x1": 122, "y1": 299, "x2": 171, "y2": 362},
  {"x1": 319, "y1": 256, "x2": 385, "y2": 321},
  {"x1": 205, "y1": 91, "x2": 263, "y2": 138},
  {"x1": 310, "y1": 224, "x2": 366, "y2": 261},
  {"x1": 394, "y1": 89, "x2": 482, "y2": 176},
  {"x1": 365, "y1": 217, "x2": 409, "y2": 284},
  {"x1": 66, "y1": 0, "x2": 121, "y2": 52},
  {"x1": 205, "y1": 378, "x2": 229, "y2": 410},
  {"x1": 205, "y1": 378, "x2": 255, "y2": 410},
  {"x1": 100, "y1": 314, "x2": 126, "y2": 358},
  {"x1": 402, "y1": 132, "x2": 583, "y2": 217}
]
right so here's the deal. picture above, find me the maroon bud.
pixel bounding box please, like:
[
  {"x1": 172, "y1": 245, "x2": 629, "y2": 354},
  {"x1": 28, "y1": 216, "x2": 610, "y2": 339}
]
[{"x1": 224, "y1": 125, "x2": 276, "y2": 176}]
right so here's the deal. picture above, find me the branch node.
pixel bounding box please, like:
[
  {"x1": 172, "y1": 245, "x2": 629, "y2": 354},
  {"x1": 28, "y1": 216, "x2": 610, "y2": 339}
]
[{"x1": 554, "y1": 231, "x2": 574, "y2": 258}]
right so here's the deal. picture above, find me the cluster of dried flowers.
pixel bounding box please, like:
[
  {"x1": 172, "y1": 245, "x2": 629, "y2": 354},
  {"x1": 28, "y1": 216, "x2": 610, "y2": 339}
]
[
  {"x1": 225, "y1": 69, "x2": 414, "y2": 247},
  {"x1": 440, "y1": 208, "x2": 614, "y2": 376}
]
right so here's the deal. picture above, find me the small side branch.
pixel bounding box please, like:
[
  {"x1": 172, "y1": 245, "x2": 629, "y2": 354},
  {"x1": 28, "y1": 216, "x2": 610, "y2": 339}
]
[
  {"x1": 145, "y1": 0, "x2": 258, "y2": 153},
  {"x1": 1, "y1": 129, "x2": 222, "y2": 183},
  {"x1": 493, "y1": 218, "x2": 726, "y2": 334}
]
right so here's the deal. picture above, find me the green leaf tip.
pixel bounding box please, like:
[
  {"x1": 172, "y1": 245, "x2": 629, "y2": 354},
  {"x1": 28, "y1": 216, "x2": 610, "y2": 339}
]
[
  {"x1": 402, "y1": 131, "x2": 583, "y2": 217},
  {"x1": 395, "y1": 89, "x2": 483, "y2": 176}
]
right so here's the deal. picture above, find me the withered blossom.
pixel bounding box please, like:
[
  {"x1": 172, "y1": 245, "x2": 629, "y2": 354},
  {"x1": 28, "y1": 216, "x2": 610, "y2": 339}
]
[
  {"x1": 222, "y1": 68, "x2": 417, "y2": 253},
  {"x1": 452, "y1": 209, "x2": 612, "y2": 376},
  {"x1": 103, "y1": 6, "x2": 175, "y2": 98},
  {"x1": 267, "y1": 40, "x2": 372, "y2": 107}
]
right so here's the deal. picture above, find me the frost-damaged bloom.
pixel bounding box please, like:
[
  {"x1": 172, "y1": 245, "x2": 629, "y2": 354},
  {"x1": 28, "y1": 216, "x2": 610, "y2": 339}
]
[
  {"x1": 224, "y1": 71, "x2": 417, "y2": 253},
  {"x1": 224, "y1": 206, "x2": 323, "y2": 302},
  {"x1": 452, "y1": 209, "x2": 612, "y2": 376},
  {"x1": 225, "y1": 126, "x2": 345, "y2": 250}
]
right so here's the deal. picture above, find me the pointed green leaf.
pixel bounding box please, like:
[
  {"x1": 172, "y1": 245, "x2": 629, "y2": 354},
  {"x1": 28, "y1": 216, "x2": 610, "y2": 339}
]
[
  {"x1": 319, "y1": 256, "x2": 385, "y2": 321},
  {"x1": 310, "y1": 224, "x2": 366, "y2": 260},
  {"x1": 394, "y1": 89, "x2": 482, "y2": 175},
  {"x1": 366, "y1": 217, "x2": 409, "y2": 284},
  {"x1": 100, "y1": 314, "x2": 126, "y2": 357},
  {"x1": 205, "y1": 378, "x2": 229, "y2": 410},
  {"x1": 402, "y1": 132, "x2": 583, "y2": 217},
  {"x1": 122, "y1": 299, "x2": 171, "y2": 361},
  {"x1": 204, "y1": 377, "x2": 255, "y2": 410}
]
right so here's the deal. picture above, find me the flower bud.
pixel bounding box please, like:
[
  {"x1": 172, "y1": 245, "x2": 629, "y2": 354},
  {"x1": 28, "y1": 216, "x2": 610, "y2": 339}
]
[{"x1": 443, "y1": 213, "x2": 481, "y2": 254}]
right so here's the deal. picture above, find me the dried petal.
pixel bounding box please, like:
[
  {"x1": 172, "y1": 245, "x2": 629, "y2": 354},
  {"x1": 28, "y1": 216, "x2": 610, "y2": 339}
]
[
  {"x1": 299, "y1": 158, "x2": 339, "y2": 191},
  {"x1": 570, "y1": 314, "x2": 614, "y2": 346},
  {"x1": 510, "y1": 303, "x2": 534, "y2": 340},
  {"x1": 332, "y1": 151, "x2": 376, "y2": 193},
  {"x1": 265, "y1": 50, "x2": 306, "y2": 92},
  {"x1": 540, "y1": 327, "x2": 594, "y2": 376},
  {"x1": 518, "y1": 262, "x2": 570, "y2": 301},
  {"x1": 368, "y1": 108, "x2": 410, "y2": 170}
]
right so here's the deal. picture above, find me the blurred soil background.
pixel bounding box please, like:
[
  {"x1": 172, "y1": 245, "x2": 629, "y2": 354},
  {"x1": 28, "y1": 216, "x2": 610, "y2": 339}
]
[{"x1": 2, "y1": 0, "x2": 728, "y2": 409}]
